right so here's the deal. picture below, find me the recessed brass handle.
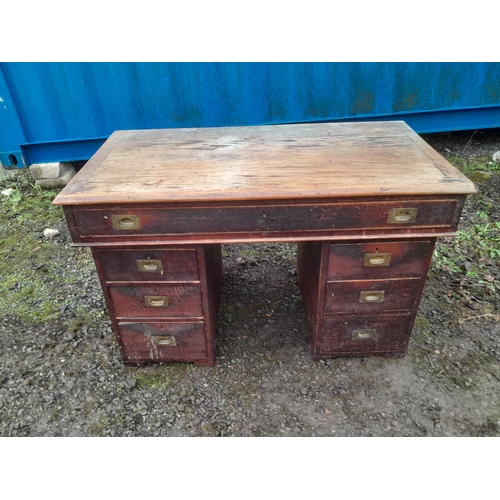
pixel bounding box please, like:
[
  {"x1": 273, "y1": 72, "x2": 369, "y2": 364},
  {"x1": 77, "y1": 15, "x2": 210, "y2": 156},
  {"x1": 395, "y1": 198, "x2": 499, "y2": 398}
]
[
  {"x1": 359, "y1": 290, "x2": 385, "y2": 303},
  {"x1": 155, "y1": 336, "x2": 177, "y2": 347},
  {"x1": 388, "y1": 208, "x2": 417, "y2": 224},
  {"x1": 112, "y1": 214, "x2": 141, "y2": 230},
  {"x1": 364, "y1": 253, "x2": 391, "y2": 267},
  {"x1": 144, "y1": 295, "x2": 169, "y2": 308},
  {"x1": 136, "y1": 259, "x2": 163, "y2": 273},
  {"x1": 352, "y1": 329, "x2": 376, "y2": 340}
]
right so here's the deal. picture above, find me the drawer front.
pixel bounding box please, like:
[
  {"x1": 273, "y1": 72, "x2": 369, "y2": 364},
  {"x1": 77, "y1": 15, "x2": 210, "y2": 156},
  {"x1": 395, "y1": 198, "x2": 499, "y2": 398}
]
[
  {"x1": 328, "y1": 240, "x2": 433, "y2": 280},
  {"x1": 118, "y1": 321, "x2": 207, "y2": 362},
  {"x1": 324, "y1": 278, "x2": 421, "y2": 314},
  {"x1": 94, "y1": 248, "x2": 199, "y2": 282},
  {"x1": 318, "y1": 313, "x2": 412, "y2": 355},
  {"x1": 72, "y1": 199, "x2": 458, "y2": 239},
  {"x1": 109, "y1": 284, "x2": 203, "y2": 318}
]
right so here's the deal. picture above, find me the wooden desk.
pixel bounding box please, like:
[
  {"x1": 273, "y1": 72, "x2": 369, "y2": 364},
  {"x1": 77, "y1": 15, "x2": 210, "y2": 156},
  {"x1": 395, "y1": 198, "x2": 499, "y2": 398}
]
[{"x1": 54, "y1": 122, "x2": 476, "y2": 365}]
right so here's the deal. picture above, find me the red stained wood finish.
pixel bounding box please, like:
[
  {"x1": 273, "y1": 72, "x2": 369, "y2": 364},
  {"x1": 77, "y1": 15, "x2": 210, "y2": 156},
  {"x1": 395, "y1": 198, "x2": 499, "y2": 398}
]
[
  {"x1": 318, "y1": 314, "x2": 413, "y2": 356},
  {"x1": 297, "y1": 241, "x2": 325, "y2": 335},
  {"x1": 94, "y1": 248, "x2": 199, "y2": 282},
  {"x1": 54, "y1": 122, "x2": 476, "y2": 364},
  {"x1": 203, "y1": 244, "x2": 223, "y2": 322},
  {"x1": 90, "y1": 244, "x2": 222, "y2": 365},
  {"x1": 117, "y1": 322, "x2": 208, "y2": 364},
  {"x1": 327, "y1": 240, "x2": 434, "y2": 280},
  {"x1": 109, "y1": 284, "x2": 203, "y2": 319},
  {"x1": 324, "y1": 278, "x2": 422, "y2": 315},
  {"x1": 297, "y1": 238, "x2": 437, "y2": 358},
  {"x1": 71, "y1": 198, "x2": 460, "y2": 241}
]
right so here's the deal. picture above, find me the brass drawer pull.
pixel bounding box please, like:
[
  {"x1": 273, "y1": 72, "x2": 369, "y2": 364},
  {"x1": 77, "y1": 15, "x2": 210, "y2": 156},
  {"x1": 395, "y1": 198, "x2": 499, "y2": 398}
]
[
  {"x1": 364, "y1": 253, "x2": 391, "y2": 267},
  {"x1": 352, "y1": 328, "x2": 376, "y2": 340},
  {"x1": 112, "y1": 214, "x2": 141, "y2": 230},
  {"x1": 144, "y1": 296, "x2": 169, "y2": 307},
  {"x1": 388, "y1": 208, "x2": 417, "y2": 223},
  {"x1": 155, "y1": 336, "x2": 177, "y2": 347},
  {"x1": 359, "y1": 290, "x2": 385, "y2": 303},
  {"x1": 136, "y1": 259, "x2": 163, "y2": 273}
]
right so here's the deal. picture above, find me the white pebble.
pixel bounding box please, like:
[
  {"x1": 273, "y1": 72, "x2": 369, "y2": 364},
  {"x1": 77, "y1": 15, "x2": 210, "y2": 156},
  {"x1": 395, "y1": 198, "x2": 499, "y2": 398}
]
[
  {"x1": 1, "y1": 188, "x2": 14, "y2": 196},
  {"x1": 43, "y1": 228, "x2": 60, "y2": 238}
]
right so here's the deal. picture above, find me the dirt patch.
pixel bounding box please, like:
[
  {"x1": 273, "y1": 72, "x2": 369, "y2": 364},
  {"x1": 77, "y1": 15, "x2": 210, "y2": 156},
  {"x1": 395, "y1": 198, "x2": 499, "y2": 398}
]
[{"x1": 0, "y1": 129, "x2": 499, "y2": 436}]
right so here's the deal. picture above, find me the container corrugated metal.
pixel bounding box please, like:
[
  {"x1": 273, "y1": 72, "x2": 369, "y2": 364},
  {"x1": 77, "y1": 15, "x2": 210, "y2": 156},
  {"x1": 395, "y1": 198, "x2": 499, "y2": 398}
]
[{"x1": 1, "y1": 62, "x2": 499, "y2": 168}]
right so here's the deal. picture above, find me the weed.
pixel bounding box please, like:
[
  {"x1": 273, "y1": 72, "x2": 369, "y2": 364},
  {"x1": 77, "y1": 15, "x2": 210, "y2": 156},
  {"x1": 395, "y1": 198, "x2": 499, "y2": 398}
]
[
  {"x1": 2, "y1": 188, "x2": 22, "y2": 208},
  {"x1": 135, "y1": 371, "x2": 172, "y2": 389},
  {"x1": 448, "y1": 156, "x2": 500, "y2": 177},
  {"x1": 414, "y1": 315, "x2": 431, "y2": 331},
  {"x1": 67, "y1": 308, "x2": 96, "y2": 332},
  {"x1": 135, "y1": 364, "x2": 184, "y2": 389},
  {"x1": 432, "y1": 211, "x2": 500, "y2": 274},
  {"x1": 89, "y1": 419, "x2": 110, "y2": 435}
]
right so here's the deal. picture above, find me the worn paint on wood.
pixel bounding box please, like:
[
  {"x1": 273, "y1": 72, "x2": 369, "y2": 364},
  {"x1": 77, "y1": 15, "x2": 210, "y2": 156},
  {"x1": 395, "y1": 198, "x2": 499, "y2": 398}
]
[
  {"x1": 53, "y1": 122, "x2": 476, "y2": 206},
  {"x1": 118, "y1": 321, "x2": 208, "y2": 364},
  {"x1": 327, "y1": 240, "x2": 434, "y2": 279},
  {"x1": 318, "y1": 314, "x2": 413, "y2": 356},
  {"x1": 94, "y1": 248, "x2": 199, "y2": 283},
  {"x1": 324, "y1": 278, "x2": 422, "y2": 314}
]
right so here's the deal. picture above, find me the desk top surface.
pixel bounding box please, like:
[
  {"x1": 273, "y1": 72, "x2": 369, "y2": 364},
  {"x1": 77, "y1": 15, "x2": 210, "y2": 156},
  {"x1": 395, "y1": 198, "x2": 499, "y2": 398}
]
[{"x1": 54, "y1": 121, "x2": 476, "y2": 206}]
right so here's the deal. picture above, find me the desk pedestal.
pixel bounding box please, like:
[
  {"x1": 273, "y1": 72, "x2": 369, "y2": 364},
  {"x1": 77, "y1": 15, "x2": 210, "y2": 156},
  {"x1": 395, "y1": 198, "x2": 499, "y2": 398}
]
[
  {"x1": 297, "y1": 239, "x2": 435, "y2": 359},
  {"x1": 91, "y1": 244, "x2": 222, "y2": 366}
]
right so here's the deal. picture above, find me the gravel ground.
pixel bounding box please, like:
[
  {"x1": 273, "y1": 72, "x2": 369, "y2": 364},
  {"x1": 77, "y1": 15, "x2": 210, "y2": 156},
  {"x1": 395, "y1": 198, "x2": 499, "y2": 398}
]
[{"x1": 1, "y1": 128, "x2": 499, "y2": 437}]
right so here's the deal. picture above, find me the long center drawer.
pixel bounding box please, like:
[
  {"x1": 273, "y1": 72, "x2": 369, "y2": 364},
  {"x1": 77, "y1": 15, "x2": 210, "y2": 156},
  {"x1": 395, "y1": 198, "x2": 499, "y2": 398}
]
[{"x1": 72, "y1": 199, "x2": 458, "y2": 239}]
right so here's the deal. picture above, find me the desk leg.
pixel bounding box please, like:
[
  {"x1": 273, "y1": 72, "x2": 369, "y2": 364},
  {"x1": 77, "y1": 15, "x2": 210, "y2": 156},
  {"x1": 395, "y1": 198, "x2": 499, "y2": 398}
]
[{"x1": 197, "y1": 244, "x2": 223, "y2": 365}]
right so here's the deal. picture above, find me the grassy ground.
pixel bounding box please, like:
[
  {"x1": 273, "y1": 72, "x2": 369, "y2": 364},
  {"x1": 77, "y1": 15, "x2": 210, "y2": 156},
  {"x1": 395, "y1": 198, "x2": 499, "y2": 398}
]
[{"x1": 0, "y1": 173, "x2": 101, "y2": 326}]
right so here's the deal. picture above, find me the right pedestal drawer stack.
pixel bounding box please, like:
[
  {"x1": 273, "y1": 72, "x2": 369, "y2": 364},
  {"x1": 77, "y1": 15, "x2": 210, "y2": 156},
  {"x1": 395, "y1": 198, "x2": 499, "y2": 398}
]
[{"x1": 298, "y1": 239, "x2": 437, "y2": 358}]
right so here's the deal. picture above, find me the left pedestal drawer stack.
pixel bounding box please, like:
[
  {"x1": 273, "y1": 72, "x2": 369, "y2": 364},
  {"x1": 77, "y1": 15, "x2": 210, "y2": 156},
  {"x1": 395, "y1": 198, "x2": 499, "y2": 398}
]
[{"x1": 91, "y1": 245, "x2": 223, "y2": 366}]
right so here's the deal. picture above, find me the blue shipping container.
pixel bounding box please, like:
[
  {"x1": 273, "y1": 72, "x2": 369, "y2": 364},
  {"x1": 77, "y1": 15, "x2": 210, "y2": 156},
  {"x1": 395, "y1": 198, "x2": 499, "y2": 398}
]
[{"x1": 1, "y1": 62, "x2": 500, "y2": 168}]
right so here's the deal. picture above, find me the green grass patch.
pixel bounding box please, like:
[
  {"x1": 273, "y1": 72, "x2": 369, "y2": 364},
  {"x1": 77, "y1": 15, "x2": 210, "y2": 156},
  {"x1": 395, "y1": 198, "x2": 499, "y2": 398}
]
[
  {"x1": 134, "y1": 363, "x2": 192, "y2": 389},
  {"x1": 431, "y1": 203, "x2": 500, "y2": 298},
  {"x1": 0, "y1": 171, "x2": 99, "y2": 326},
  {"x1": 433, "y1": 211, "x2": 500, "y2": 273},
  {"x1": 448, "y1": 156, "x2": 500, "y2": 179}
]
